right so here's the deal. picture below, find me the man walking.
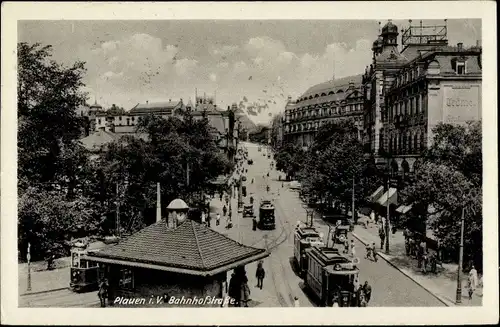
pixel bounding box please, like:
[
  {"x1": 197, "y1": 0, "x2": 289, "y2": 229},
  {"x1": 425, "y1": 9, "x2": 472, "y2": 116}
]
[
  {"x1": 216, "y1": 213, "x2": 221, "y2": 226},
  {"x1": 362, "y1": 281, "x2": 372, "y2": 305},
  {"x1": 98, "y1": 278, "x2": 109, "y2": 307},
  {"x1": 255, "y1": 261, "x2": 265, "y2": 290},
  {"x1": 378, "y1": 225, "x2": 385, "y2": 250},
  {"x1": 223, "y1": 205, "x2": 227, "y2": 217},
  {"x1": 252, "y1": 217, "x2": 257, "y2": 231}
]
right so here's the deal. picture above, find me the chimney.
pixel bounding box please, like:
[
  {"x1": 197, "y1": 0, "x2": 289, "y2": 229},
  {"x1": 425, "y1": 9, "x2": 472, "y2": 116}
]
[
  {"x1": 476, "y1": 40, "x2": 481, "y2": 47},
  {"x1": 167, "y1": 212, "x2": 177, "y2": 229},
  {"x1": 156, "y1": 182, "x2": 162, "y2": 223},
  {"x1": 146, "y1": 100, "x2": 149, "y2": 104},
  {"x1": 287, "y1": 96, "x2": 292, "y2": 102},
  {"x1": 457, "y1": 43, "x2": 463, "y2": 51},
  {"x1": 349, "y1": 80, "x2": 355, "y2": 89}
]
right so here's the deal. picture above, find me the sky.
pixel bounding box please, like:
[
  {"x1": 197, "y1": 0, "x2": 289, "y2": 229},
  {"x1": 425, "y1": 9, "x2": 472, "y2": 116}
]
[{"x1": 18, "y1": 19, "x2": 481, "y2": 124}]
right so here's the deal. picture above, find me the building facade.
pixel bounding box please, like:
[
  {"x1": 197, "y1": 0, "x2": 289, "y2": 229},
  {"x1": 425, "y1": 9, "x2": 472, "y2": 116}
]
[
  {"x1": 362, "y1": 20, "x2": 482, "y2": 174},
  {"x1": 283, "y1": 76, "x2": 364, "y2": 149}
]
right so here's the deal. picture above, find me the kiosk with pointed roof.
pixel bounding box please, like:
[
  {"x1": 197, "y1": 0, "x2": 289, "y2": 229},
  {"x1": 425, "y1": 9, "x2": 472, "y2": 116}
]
[{"x1": 85, "y1": 198, "x2": 268, "y2": 307}]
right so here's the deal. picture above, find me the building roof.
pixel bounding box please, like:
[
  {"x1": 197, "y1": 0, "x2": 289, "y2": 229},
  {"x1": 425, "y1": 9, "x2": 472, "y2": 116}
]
[
  {"x1": 300, "y1": 74, "x2": 363, "y2": 99},
  {"x1": 86, "y1": 219, "x2": 268, "y2": 275},
  {"x1": 130, "y1": 101, "x2": 183, "y2": 114},
  {"x1": 79, "y1": 130, "x2": 119, "y2": 150}
]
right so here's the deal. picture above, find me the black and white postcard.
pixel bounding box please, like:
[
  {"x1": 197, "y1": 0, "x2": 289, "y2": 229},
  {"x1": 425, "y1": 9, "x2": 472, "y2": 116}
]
[{"x1": 1, "y1": 1, "x2": 498, "y2": 325}]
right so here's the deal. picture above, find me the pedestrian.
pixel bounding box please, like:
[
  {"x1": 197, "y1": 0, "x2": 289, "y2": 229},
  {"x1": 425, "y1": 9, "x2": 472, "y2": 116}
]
[
  {"x1": 294, "y1": 296, "x2": 300, "y2": 307},
  {"x1": 343, "y1": 236, "x2": 349, "y2": 254},
  {"x1": 201, "y1": 210, "x2": 206, "y2": 225},
  {"x1": 228, "y1": 273, "x2": 239, "y2": 307},
  {"x1": 223, "y1": 205, "x2": 227, "y2": 217},
  {"x1": 370, "y1": 210, "x2": 375, "y2": 227},
  {"x1": 46, "y1": 250, "x2": 55, "y2": 270},
  {"x1": 216, "y1": 213, "x2": 221, "y2": 226},
  {"x1": 468, "y1": 265, "x2": 478, "y2": 300},
  {"x1": 362, "y1": 281, "x2": 372, "y2": 304},
  {"x1": 350, "y1": 240, "x2": 356, "y2": 258},
  {"x1": 226, "y1": 216, "x2": 232, "y2": 229},
  {"x1": 255, "y1": 261, "x2": 265, "y2": 289},
  {"x1": 98, "y1": 278, "x2": 109, "y2": 307},
  {"x1": 429, "y1": 251, "x2": 437, "y2": 274},
  {"x1": 421, "y1": 251, "x2": 428, "y2": 274},
  {"x1": 206, "y1": 211, "x2": 211, "y2": 228},
  {"x1": 252, "y1": 217, "x2": 257, "y2": 231},
  {"x1": 352, "y1": 276, "x2": 361, "y2": 306},
  {"x1": 378, "y1": 226, "x2": 385, "y2": 250},
  {"x1": 331, "y1": 296, "x2": 339, "y2": 307}
]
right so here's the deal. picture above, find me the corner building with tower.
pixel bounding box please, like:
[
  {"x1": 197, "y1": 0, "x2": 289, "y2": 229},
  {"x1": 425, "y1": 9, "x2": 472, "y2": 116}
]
[{"x1": 362, "y1": 20, "x2": 482, "y2": 175}]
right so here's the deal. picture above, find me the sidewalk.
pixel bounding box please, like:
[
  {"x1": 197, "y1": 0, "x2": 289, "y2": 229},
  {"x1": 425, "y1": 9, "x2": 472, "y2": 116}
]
[
  {"x1": 351, "y1": 216, "x2": 483, "y2": 307},
  {"x1": 19, "y1": 258, "x2": 71, "y2": 296}
]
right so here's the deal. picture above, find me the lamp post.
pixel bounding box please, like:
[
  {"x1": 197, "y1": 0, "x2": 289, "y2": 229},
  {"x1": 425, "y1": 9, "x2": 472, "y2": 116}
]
[
  {"x1": 27, "y1": 242, "x2": 32, "y2": 291},
  {"x1": 455, "y1": 206, "x2": 466, "y2": 304}
]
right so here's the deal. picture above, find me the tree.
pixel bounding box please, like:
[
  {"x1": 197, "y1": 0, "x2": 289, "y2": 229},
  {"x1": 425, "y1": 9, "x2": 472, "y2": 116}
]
[
  {"x1": 275, "y1": 141, "x2": 307, "y2": 179},
  {"x1": 18, "y1": 187, "x2": 104, "y2": 261},
  {"x1": 95, "y1": 112, "x2": 233, "y2": 234},
  {"x1": 18, "y1": 42, "x2": 88, "y2": 191},
  {"x1": 299, "y1": 121, "x2": 380, "y2": 213},
  {"x1": 401, "y1": 121, "x2": 482, "y2": 270},
  {"x1": 107, "y1": 104, "x2": 126, "y2": 115}
]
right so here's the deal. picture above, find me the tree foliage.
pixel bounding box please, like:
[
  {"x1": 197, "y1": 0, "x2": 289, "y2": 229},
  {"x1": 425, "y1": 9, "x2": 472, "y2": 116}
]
[
  {"x1": 18, "y1": 42, "x2": 88, "y2": 190},
  {"x1": 275, "y1": 141, "x2": 307, "y2": 179},
  {"x1": 18, "y1": 187, "x2": 104, "y2": 261},
  {"x1": 401, "y1": 121, "x2": 482, "y2": 268},
  {"x1": 299, "y1": 121, "x2": 379, "y2": 209}
]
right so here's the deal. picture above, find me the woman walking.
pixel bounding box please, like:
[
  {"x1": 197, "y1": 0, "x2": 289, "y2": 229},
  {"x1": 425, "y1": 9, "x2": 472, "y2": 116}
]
[{"x1": 255, "y1": 261, "x2": 265, "y2": 289}]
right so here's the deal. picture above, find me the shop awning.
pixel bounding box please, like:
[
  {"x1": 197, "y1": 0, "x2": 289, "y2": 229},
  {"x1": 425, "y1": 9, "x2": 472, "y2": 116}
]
[
  {"x1": 368, "y1": 186, "x2": 384, "y2": 202},
  {"x1": 377, "y1": 188, "x2": 398, "y2": 206},
  {"x1": 396, "y1": 204, "x2": 413, "y2": 214}
]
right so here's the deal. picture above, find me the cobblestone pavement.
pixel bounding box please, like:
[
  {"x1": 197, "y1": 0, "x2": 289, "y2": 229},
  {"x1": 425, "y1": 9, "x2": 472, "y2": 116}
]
[{"x1": 352, "y1": 217, "x2": 483, "y2": 306}]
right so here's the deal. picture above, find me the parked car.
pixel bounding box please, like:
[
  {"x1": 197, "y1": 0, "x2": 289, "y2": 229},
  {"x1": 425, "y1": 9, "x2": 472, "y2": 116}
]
[
  {"x1": 243, "y1": 205, "x2": 254, "y2": 217},
  {"x1": 247, "y1": 159, "x2": 253, "y2": 165}
]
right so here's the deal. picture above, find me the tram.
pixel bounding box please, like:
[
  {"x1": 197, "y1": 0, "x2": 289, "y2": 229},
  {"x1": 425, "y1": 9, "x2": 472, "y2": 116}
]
[
  {"x1": 258, "y1": 200, "x2": 275, "y2": 230},
  {"x1": 70, "y1": 237, "x2": 118, "y2": 292},
  {"x1": 304, "y1": 245, "x2": 360, "y2": 307},
  {"x1": 293, "y1": 223, "x2": 324, "y2": 277}
]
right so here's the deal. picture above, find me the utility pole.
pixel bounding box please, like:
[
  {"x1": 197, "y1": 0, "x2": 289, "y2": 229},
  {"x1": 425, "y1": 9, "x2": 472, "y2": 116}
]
[
  {"x1": 456, "y1": 206, "x2": 466, "y2": 304},
  {"x1": 385, "y1": 174, "x2": 390, "y2": 254},
  {"x1": 352, "y1": 174, "x2": 356, "y2": 224},
  {"x1": 116, "y1": 183, "x2": 121, "y2": 238},
  {"x1": 186, "y1": 161, "x2": 190, "y2": 187}
]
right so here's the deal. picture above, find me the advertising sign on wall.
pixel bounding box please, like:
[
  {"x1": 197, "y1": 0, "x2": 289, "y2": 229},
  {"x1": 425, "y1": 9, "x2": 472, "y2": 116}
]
[{"x1": 442, "y1": 85, "x2": 481, "y2": 124}]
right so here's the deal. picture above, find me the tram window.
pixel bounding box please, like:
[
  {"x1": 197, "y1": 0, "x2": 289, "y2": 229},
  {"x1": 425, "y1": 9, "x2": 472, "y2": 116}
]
[
  {"x1": 72, "y1": 253, "x2": 79, "y2": 267},
  {"x1": 80, "y1": 259, "x2": 89, "y2": 269}
]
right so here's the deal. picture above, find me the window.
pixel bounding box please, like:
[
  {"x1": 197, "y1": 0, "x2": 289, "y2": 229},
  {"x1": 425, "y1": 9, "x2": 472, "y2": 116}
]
[
  {"x1": 119, "y1": 268, "x2": 134, "y2": 289},
  {"x1": 119, "y1": 116, "x2": 122, "y2": 121},
  {"x1": 457, "y1": 62, "x2": 466, "y2": 75}
]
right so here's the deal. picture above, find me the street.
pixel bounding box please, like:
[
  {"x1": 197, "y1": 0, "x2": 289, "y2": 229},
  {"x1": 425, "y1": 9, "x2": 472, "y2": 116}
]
[{"x1": 237, "y1": 141, "x2": 445, "y2": 307}]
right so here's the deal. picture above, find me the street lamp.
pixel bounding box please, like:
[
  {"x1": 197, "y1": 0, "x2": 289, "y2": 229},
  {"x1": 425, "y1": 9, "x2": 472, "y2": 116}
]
[
  {"x1": 455, "y1": 206, "x2": 466, "y2": 304},
  {"x1": 27, "y1": 242, "x2": 32, "y2": 291}
]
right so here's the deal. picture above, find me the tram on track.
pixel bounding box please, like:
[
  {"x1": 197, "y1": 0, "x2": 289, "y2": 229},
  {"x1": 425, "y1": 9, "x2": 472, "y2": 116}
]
[
  {"x1": 304, "y1": 246, "x2": 360, "y2": 307},
  {"x1": 293, "y1": 223, "x2": 324, "y2": 277},
  {"x1": 258, "y1": 200, "x2": 275, "y2": 230},
  {"x1": 70, "y1": 237, "x2": 118, "y2": 292}
]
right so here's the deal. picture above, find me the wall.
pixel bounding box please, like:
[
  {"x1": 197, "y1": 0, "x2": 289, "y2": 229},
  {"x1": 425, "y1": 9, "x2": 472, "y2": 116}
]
[
  {"x1": 109, "y1": 266, "x2": 226, "y2": 307},
  {"x1": 426, "y1": 79, "x2": 481, "y2": 144}
]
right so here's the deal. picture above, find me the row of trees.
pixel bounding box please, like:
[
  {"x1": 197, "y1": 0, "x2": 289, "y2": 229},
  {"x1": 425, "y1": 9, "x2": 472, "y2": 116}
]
[
  {"x1": 18, "y1": 43, "x2": 232, "y2": 261},
  {"x1": 274, "y1": 119, "x2": 482, "y2": 269},
  {"x1": 275, "y1": 121, "x2": 379, "y2": 212}
]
